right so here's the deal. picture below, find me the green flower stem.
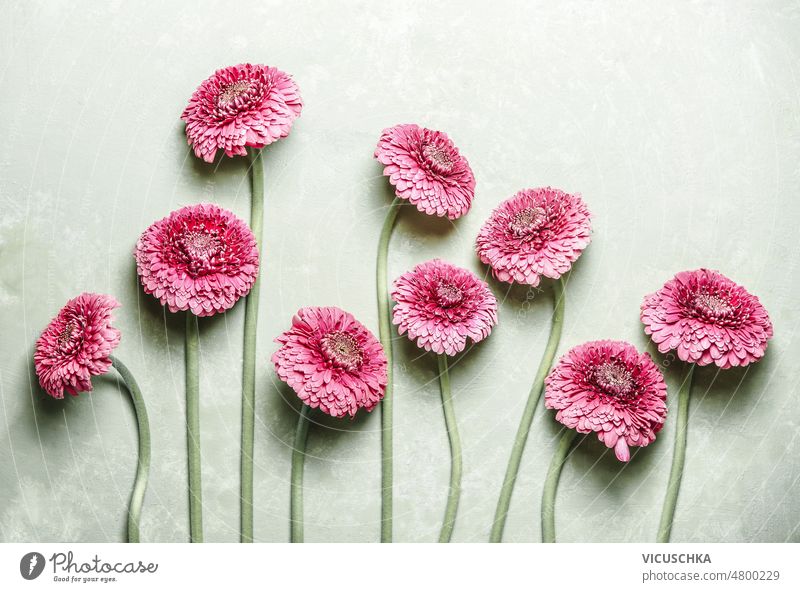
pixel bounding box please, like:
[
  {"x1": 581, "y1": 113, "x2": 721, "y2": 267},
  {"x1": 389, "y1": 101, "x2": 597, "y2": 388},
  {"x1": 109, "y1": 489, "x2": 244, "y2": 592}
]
[
  {"x1": 541, "y1": 429, "x2": 577, "y2": 543},
  {"x1": 109, "y1": 356, "x2": 151, "y2": 544},
  {"x1": 657, "y1": 364, "x2": 696, "y2": 543},
  {"x1": 437, "y1": 354, "x2": 463, "y2": 543},
  {"x1": 185, "y1": 312, "x2": 203, "y2": 543},
  {"x1": 490, "y1": 277, "x2": 566, "y2": 542},
  {"x1": 376, "y1": 196, "x2": 401, "y2": 543},
  {"x1": 290, "y1": 405, "x2": 312, "y2": 543},
  {"x1": 241, "y1": 147, "x2": 264, "y2": 543}
]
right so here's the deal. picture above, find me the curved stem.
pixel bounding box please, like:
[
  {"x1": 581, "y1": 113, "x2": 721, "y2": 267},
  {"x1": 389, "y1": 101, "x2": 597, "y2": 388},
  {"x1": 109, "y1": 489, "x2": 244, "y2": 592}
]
[
  {"x1": 491, "y1": 277, "x2": 566, "y2": 542},
  {"x1": 657, "y1": 364, "x2": 695, "y2": 543},
  {"x1": 109, "y1": 356, "x2": 151, "y2": 544},
  {"x1": 290, "y1": 405, "x2": 312, "y2": 543},
  {"x1": 376, "y1": 196, "x2": 401, "y2": 543},
  {"x1": 437, "y1": 355, "x2": 462, "y2": 543},
  {"x1": 185, "y1": 312, "x2": 203, "y2": 543},
  {"x1": 541, "y1": 429, "x2": 577, "y2": 543},
  {"x1": 241, "y1": 147, "x2": 264, "y2": 543}
]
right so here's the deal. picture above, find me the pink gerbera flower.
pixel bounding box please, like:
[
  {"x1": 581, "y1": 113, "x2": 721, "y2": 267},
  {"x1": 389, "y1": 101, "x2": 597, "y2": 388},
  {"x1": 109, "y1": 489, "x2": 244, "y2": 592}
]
[
  {"x1": 391, "y1": 259, "x2": 498, "y2": 356},
  {"x1": 545, "y1": 340, "x2": 668, "y2": 462},
  {"x1": 181, "y1": 63, "x2": 303, "y2": 162},
  {"x1": 272, "y1": 307, "x2": 388, "y2": 418},
  {"x1": 135, "y1": 203, "x2": 259, "y2": 317},
  {"x1": 34, "y1": 293, "x2": 122, "y2": 399},
  {"x1": 476, "y1": 187, "x2": 592, "y2": 286},
  {"x1": 641, "y1": 269, "x2": 773, "y2": 368},
  {"x1": 374, "y1": 124, "x2": 476, "y2": 219}
]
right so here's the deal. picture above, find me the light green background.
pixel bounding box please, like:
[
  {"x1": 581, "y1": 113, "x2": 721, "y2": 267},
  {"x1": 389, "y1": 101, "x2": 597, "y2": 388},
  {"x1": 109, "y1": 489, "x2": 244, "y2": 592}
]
[{"x1": 1, "y1": 0, "x2": 798, "y2": 543}]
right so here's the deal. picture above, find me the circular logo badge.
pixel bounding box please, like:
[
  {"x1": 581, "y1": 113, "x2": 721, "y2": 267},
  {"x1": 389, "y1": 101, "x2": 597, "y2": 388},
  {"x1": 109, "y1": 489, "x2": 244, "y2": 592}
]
[{"x1": 20, "y1": 552, "x2": 45, "y2": 580}]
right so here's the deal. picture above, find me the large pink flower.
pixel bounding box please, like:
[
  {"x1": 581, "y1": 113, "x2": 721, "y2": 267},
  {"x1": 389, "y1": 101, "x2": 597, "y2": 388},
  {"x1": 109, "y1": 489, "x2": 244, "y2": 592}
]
[
  {"x1": 34, "y1": 293, "x2": 122, "y2": 399},
  {"x1": 272, "y1": 307, "x2": 388, "y2": 418},
  {"x1": 545, "y1": 340, "x2": 668, "y2": 462},
  {"x1": 641, "y1": 269, "x2": 773, "y2": 368},
  {"x1": 391, "y1": 259, "x2": 498, "y2": 356},
  {"x1": 476, "y1": 187, "x2": 592, "y2": 286},
  {"x1": 181, "y1": 63, "x2": 303, "y2": 162},
  {"x1": 135, "y1": 203, "x2": 259, "y2": 317},
  {"x1": 374, "y1": 124, "x2": 476, "y2": 219}
]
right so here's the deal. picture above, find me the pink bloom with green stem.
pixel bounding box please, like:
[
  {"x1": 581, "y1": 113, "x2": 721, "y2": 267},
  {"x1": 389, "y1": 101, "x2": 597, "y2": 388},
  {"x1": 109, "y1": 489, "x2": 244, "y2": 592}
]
[
  {"x1": 272, "y1": 306, "x2": 388, "y2": 542},
  {"x1": 182, "y1": 62, "x2": 302, "y2": 543},
  {"x1": 136, "y1": 203, "x2": 259, "y2": 543},
  {"x1": 481, "y1": 187, "x2": 592, "y2": 542},
  {"x1": 373, "y1": 123, "x2": 476, "y2": 542},
  {"x1": 540, "y1": 340, "x2": 667, "y2": 543},
  {"x1": 391, "y1": 259, "x2": 498, "y2": 542},
  {"x1": 641, "y1": 269, "x2": 773, "y2": 542},
  {"x1": 34, "y1": 293, "x2": 151, "y2": 543}
]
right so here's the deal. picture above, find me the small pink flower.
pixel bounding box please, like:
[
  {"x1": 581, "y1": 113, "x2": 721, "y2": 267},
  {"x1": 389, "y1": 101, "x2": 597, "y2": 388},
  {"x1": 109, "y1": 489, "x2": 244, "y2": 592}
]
[
  {"x1": 391, "y1": 259, "x2": 498, "y2": 356},
  {"x1": 476, "y1": 187, "x2": 591, "y2": 286},
  {"x1": 374, "y1": 124, "x2": 475, "y2": 219},
  {"x1": 34, "y1": 293, "x2": 122, "y2": 399},
  {"x1": 545, "y1": 340, "x2": 668, "y2": 462},
  {"x1": 272, "y1": 307, "x2": 388, "y2": 418},
  {"x1": 181, "y1": 63, "x2": 303, "y2": 162},
  {"x1": 641, "y1": 269, "x2": 773, "y2": 369},
  {"x1": 135, "y1": 203, "x2": 259, "y2": 317}
]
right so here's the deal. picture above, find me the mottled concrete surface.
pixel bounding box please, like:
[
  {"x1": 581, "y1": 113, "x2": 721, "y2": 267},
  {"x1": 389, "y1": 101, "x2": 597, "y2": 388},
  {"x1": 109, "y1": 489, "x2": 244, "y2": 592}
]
[{"x1": 0, "y1": 0, "x2": 798, "y2": 543}]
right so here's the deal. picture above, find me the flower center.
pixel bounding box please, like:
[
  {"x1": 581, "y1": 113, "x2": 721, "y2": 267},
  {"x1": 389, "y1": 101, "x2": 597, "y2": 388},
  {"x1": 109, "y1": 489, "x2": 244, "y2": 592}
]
[
  {"x1": 510, "y1": 206, "x2": 547, "y2": 235},
  {"x1": 57, "y1": 321, "x2": 77, "y2": 349},
  {"x1": 321, "y1": 331, "x2": 364, "y2": 372},
  {"x1": 593, "y1": 362, "x2": 635, "y2": 398},
  {"x1": 692, "y1": 292, "x2": 733, "y2": 319},
  {"x1": 435, "y1": 281, "x2": 464, "y2": 308},
  {"x1": 422, "y1": 143, "x2": 454, "y2": 173},
  {"x1": 218, "y1": 80, "x2": 251, "y2": 105},
  {"x1": 179, "y1": 230, "x2": 222, "y2": 262}
]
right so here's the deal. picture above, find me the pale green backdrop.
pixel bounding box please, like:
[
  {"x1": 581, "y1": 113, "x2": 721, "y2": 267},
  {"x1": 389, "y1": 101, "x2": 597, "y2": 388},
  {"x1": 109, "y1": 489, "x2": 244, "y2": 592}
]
[{"x1": 1, "y1": 0, "x2": 798, "y2": 543}]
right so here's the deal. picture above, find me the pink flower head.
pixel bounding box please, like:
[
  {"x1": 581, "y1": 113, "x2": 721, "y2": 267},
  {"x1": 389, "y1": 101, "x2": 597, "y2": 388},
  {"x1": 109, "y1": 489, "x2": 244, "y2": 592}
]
[
  {"x1": 135, "y1": 203, "x2": 259, "y2": 317},
  {"x1": 641, "y1": 269, "x2": 773, "y2": 369},
  {"x1": 391, "y1": 259, "x2": 498, "y2": 356},
  {"x1": 34, "y1": 293, "x2": 122, "y2": 399},
  {"x1": 475, "y1": 187, "x2": 592, "y2": 286},
  {"x1": 272, "y1": 307, "x2": 388, "y2": 418},
  {"x1": 545, "y1": 340, "x2": 668, "y2": 462},
  {"x1": 181, "y1": 63, "x2": 303, "y2": 162},
  {"x1": 374, "y1": 124, "x2": 475, "y2": 219}
]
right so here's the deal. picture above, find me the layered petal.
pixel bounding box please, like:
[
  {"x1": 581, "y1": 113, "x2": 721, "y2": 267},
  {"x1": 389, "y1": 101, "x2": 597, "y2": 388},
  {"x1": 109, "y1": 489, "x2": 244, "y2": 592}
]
[
  {"x1": 391, "y1": 259, "x2": 498, "y2": 356},
  {"x1": 374, "y1": 124, "x2": 475, "y2": 219},
  {"x1": 34, "y1": 293, "x2": 121, "y2": 398},
  {"x1": 640, "y1": 269, "x2": 773, "y2": 368},
  {"x1": 476, "y1": 187, "x2": 592, "y2": 286},
  {"x1": 135, "y1": 203, "x2": 259, "y2": 317},
  {"x1": 545, "y1": 340, "x2": 668, "y2": 462},
  {"x1": 181, "y1": 63, "x2": 303, "y2": 162},
  {"x1": 272, "y1": 307, "x2": 388, "y2": 418}
]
